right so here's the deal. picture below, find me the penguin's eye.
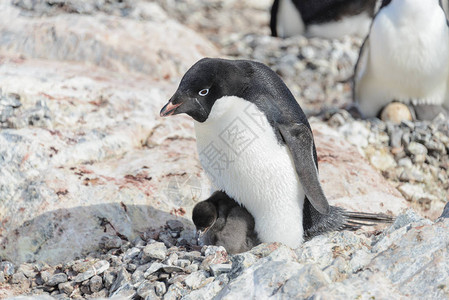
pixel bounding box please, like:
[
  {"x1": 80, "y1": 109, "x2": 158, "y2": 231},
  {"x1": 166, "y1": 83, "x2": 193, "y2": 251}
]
[{"x1": 198, "y1": 89, "x2": 209, "y2": 96}]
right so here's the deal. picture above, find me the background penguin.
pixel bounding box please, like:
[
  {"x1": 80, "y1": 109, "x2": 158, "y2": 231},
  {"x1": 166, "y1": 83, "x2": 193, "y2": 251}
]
[
  {"x1": 270, "y1": 0, "x2": 378, "y2": 39},
  {"x1": 161, "y1": 58, "x2": 393, "y2": 249},
  {"x1": 192, "y1": 191, "x2": 260, "y2": 254},
  {"x1": 353, "y1": 0, "x2": 449, "y2": 120}
]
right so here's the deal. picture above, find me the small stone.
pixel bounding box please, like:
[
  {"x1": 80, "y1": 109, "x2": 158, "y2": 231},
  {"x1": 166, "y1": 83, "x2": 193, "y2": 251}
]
[
  {"x1": 166, "y1": 220, "x2": 184, "y2": 232},
  {"x1": 137, "y1": 280, "x2": 154, "y2": 298},
  {"x1": 163, "y1": 282, "x2": 187, "y2": 300},
  {"x1": 158, "y1": 273, "x2": 170, "y2": 281},
  {"x1": 162, "y1": 265, "x2": 184, "y2": 273},
  {"x1": 185, "y1": 263, "x2": 199, "y2": 274},
  {"x1": 153, "y1": 281, "x2": 167, "y2": 297},
  {"x1": 123, "y1": 247, "x2": 141, "y2": 263},
  {"x1": 176, "y1": 259, "x2": 190, "y2": 268},
  {"x1": 381, "y1": 102, "x2": 413, "y2": 124},
  {"x1": 398, "y1": 157, "x2": 413, "y2": 168},
  {"x1": 369, "y1": 150, "x2": 397, "y2": 171},
  {"x1": 127, "y1": 263, "x2": 137, "y2": 273},
  {"x1": 144, "y1": 289, "x2": 159, "y2": 300},
  {"x1": 110, "y1": 283, "x2": 136, "y2": 298},
  {"x1": 181, "y1": 251, "x2": 202, "y2": 262},
  {"x1": 144, "y1": 262, "x2": 164, "y2": 278},
  {"x1": 210, "y1": 264, "x2": 232, "y2": 277},
  {"x1": 40, "y1": 270, "x2": 52, "y2": 284},
  {"x1": 80, "y1": 281, "x2": 90, "y2": 294},
  {"x1": 109, "y1": 267, "x2": 131, "y2": 295},
  {"x1": 407, "y1": 142, "x2": 428, "y2": 156},
  {"x1": 11, "y1": 272, "x2": 27, "y2": 284},
  {"x1": 399, "y1": 167, "x2": 424, "y2": 182},
  {"x1": 103, "y1": 270, "x2": 116, "y2": 289},
  {"x1": 203, "y1": 245, "x2": 227, "y2": 257},
  {"x1": 58, "y1": 282, "x2": 74, "y2": 295},
  {"x1": 90, "y1": 275, "x2": 103, "y2": 293},
  {"x1": 142, "y1": 242, "x2": 167, "y2": 262},
  {"x1": 165, "y1": 253, "x2": 178, "y2": 266},
  {"x1": 91, "y1": 288, "x2": 108, "y2": 298},
  {"x1": 74, "y1": 260, "x2": 109, "y2": 283},
  {"x1": 0, "y1": 261, "x2": 15, "y2": 276},
  {"x1": 17, "y1": 264, "x2": 37, "y2": 279},
  {"x1": 397, "y1": 183, "x2": 437, "y2": 202},
  {"x1": 100, "y1": 234, "x2": 123, "y2": 250},
  {"x1": 46, "y1": 273, "x2": 68, "y2": 286},
  {"x1": 184, "y1": 271, "x2": 207, "y2": 290}
]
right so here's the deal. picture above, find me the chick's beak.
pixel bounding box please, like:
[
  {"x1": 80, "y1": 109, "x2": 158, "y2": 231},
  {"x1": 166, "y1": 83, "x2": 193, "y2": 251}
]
[
  {"x1": 160, "y1": 100, "x2": 183, "y2": 117},
  {"x1": 196, "y1": 227, "x2": 211, "y2": 239}
]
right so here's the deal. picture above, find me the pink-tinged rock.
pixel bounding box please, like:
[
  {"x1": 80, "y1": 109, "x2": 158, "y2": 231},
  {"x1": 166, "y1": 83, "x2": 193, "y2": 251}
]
[
  {"x1": 0, "y1": 2, "x2": 217, "y2": 79},
  {"x1": 311, "y1": 122, "x2": 409, "y2": 216},
  {"x1": 0, "y1": 57, "x2": 210, "y2": 265}
]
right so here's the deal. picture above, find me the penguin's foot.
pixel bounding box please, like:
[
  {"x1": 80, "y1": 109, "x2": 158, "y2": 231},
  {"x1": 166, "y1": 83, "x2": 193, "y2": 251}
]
[
  {"x1": 345, "y1": 102, "x2": 365, "y2": 119},
  {"x1": 304, "y1": 205, "x2": 394, "y2": 240},
  {"x1": 410, "y1": 104, "x2": 448, "y2": 121}
]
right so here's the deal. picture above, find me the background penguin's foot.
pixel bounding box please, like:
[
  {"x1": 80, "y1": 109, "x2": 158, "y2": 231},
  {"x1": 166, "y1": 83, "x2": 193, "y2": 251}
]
[
  {"x1": 411, "y1": 104, "x2": 448, "y2": 121},
  {"x1": 304, "y1": 205, "x2": 394, "y2": 240}
]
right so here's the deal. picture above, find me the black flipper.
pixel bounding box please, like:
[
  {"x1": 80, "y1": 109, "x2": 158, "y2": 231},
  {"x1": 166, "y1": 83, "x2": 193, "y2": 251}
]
[
  {"x1": 304, "y1": 204, "x2": 394, "y2": 240},
  {"x1": 278, "y1": 123, "x2": 330, "y2": 214}
]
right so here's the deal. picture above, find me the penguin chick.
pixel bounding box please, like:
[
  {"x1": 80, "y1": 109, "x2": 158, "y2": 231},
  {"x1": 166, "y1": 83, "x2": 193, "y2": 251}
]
[
  {"x1": 270, "y1": 0, "x2": 378, "y2": 39},
  {"x1": 354, "y1": 0, "x2": 449, "y2": 120},
  {"x1": 192, "y1": 191, "x2": 261, "y2": 254}
]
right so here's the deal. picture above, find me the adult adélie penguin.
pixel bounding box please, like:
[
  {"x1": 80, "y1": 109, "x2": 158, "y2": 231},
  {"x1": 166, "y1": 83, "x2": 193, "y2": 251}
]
[
  {"x1": 161, "y1": 58, "x2": 392, "y2": 249},
  {"x1": 354, "y1": 0, "x2": 449, "y2": 120}
]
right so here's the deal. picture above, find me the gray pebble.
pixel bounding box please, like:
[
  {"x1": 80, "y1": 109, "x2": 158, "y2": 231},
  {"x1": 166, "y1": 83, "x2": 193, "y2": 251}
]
[
  {"x1": 407, "y1": 142, "x2": 428, "y2": 156},
  {"x1": 89, "y1": 275, "x2": 103, "y2": 293},
  {"x1": 143, "y1": 242, "x2": 167, "y2": 262},
  {"x1": 144, "y1": 262, "x2": 164, "y2": 278},
  {"x1": 162, "y1": 265, "x2": 184, "y2": 273},
  {"x1": 123, "y1": 247, "x2": 141, "y2": 263},
  {"x1": 103, "y1": 270, "x2": 116, "y2": 289},
  {"x1": 176, "y1": 259, "x2": 191, "y2": 268},
  {"x1": 137, "y1": 280, "x2": 154, "y2": 298},
  {"x1": 110, "y1": 282, "x2": 136, "y2": 298},
  {"x1": 11, "y1": 272, "x2": 27, "y2": 284},
  {"x1": 58, "y1": 282, "x2": 74, "y2": 295},
  {"x1": 40, "y1": 270, "x2": 51, "y2": 284},
  {"x1": 209, "y1": 264, "x2": 232, "y2": 277},
  {"x1": 0, "y1": 261, "x2": 15, "y2": 276},
  {"x1": 153, "y1": 281, "x2": 167, "y2": 297},
  {"x1": 109, "y1": 267, "x2": 131, "y2": 295},
  {"x1": 184, "y1": 271, "x2": 207, "y2": 290},
  {"x1": 46, "y1": 273, "x2": 68, "y2": 286},
  {"x1": 167, "y1": 220, "x2": 184, "y2": 232},
  {"x1": 100, "y1": 234, "x2": 123, "y2": 250}
]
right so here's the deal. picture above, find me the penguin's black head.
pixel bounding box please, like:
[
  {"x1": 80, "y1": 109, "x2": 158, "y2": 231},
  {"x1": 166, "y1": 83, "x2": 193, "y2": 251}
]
[
  {"x1": 192, "y1": 200, "x2": 217, "y2": 232},
  {"x1": 160, "y1": 58, "x2": 251, "y2": 122}
]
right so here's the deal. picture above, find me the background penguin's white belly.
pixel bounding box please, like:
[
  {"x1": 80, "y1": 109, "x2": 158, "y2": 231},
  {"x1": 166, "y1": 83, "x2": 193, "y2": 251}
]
[
  {"x1": 359, "y1": 2, "x2": 449, "y2": 116},
  {"x1": 194, "y1": 96, "x2": 305, "y2": 248}
]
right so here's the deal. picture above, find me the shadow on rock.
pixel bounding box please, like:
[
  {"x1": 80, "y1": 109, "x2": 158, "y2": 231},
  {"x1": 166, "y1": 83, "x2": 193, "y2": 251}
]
[{"x1": 1, "y1": 203, "x2": 194, "y2": 266}]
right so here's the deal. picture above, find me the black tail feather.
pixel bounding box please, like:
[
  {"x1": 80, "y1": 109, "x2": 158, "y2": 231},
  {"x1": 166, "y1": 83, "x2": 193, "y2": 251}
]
[{"x1": 304, "y1": 205, "x2": 395, "y2": 240}]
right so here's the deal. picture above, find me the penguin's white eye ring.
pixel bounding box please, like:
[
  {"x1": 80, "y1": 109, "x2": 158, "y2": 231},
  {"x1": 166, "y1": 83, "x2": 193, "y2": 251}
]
[{"x1": 199, "y1": 89, "x2": 209, "y2": 96}]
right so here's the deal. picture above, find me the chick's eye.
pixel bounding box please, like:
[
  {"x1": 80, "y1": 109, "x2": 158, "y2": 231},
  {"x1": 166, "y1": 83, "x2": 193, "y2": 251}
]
[{"x1": 199, "y1": 89, "x2": 209, "y2": 96}]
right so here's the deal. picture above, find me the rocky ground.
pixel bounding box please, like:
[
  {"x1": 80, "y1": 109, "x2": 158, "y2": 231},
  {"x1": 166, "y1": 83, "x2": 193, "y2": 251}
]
[{"x1": 1, "y1": 0, "x2": 449, "y2": 299}]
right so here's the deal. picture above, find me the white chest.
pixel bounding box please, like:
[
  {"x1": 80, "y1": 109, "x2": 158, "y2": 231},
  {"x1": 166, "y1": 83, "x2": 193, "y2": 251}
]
[
  {"x1": 194, "y1": 97, "x2": 305, "y2": 248},
  {"x1": 276, "y1": 0, "x2": 305, "y2": 38},
  {"x1": 369, "y1": 0, "x2": 449, "y2": 103}
]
